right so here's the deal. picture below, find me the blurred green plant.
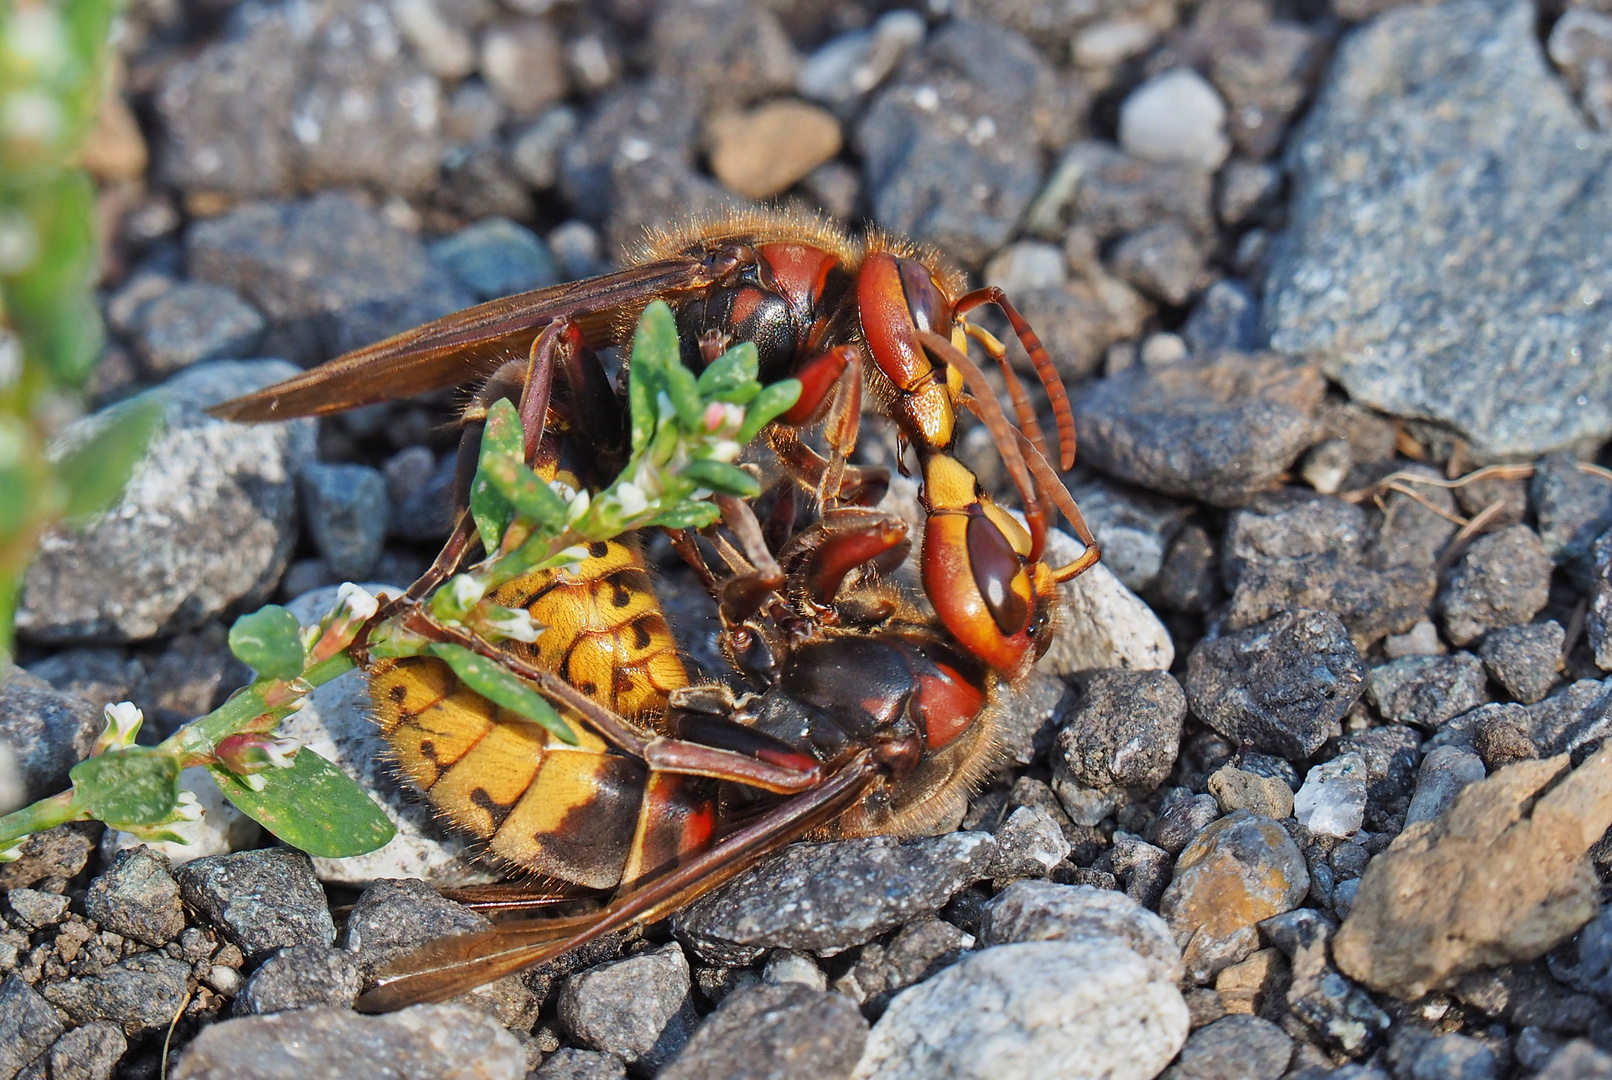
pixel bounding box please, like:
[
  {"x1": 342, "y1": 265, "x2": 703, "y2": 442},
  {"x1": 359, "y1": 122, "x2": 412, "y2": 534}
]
[
  {"x1": 0, "y1": 0, "x2": 160, "y2": 668},
  {"x1": 0, "y1": 300, "x2": 801, "y2": 860}
]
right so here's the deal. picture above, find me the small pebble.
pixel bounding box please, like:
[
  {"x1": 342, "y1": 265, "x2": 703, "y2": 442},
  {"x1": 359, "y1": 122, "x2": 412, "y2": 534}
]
[
  {"x1": 1438, "y1": 525, "x2": 1552, "y2": 647},
  {"x1": 1404, "y1": 745, "x2": 1487, "y2": 826},
  {"x1": 706, "y1": 100, "x2": 842, "y2": 200},
  {"x1": 234, "y1": 944, "x2": 363, "y2": 1015},
  {"x1": 1162, "y1": 1014, "x2": 1293, "y2": 1080},
  {"x1": 175, "y1": 848, "x2": 336, "y2": 964},
  {"x1": 557, "y1": 943, "x2": 698, "y2": 1075},
  {"x1": 1292, "y1": 753, "x2": 1368, "y2": 838},
  {"x1": 659, "y1": 982, "x2": 865, "y2": 1080},
  {"x1": 1120, "y1": 69, "x2": 1232, "y2": 170},
  {"x1": 1207, "y1": 766, "x2": 1293, "y2": 820},
  {"x1": 83, "y1": 846, "x2": 186, "y2": 947}
]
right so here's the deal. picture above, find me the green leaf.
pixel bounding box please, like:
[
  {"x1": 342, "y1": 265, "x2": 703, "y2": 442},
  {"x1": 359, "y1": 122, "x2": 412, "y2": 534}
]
[
  {"x1": 647, "y1": 501, "x2": 723, "y2": 530},
  {"x1": 628, "y1": 300, "x2": 679, "y2": 454},
  {"x1": 481, "y1": 455, "x2": 568, "y2": 530},
  {"x1": 70, "y1": 749, "x2": 180, "y2": 827},
  {"x1": 681, "y1": 459, "x2": 761, "y2": 498},
  {"x1": 426, "y1": 643, "x2": 578, "y2": 745},
  {"x1": 696, "y1": 342, "x2": 760, "y2": 403},
  {"x1": 55, "y1": 398, "x2": 164, "y2": 523},
  {"x1": 738, "y1": 379, "x2": 804, "y2": 443},
  {"x1": 663, "y1": 362, "x2": 705, "y2": 432},
  {"x1": 469, "y1": 399, "x2": 523, "y2": 551},
  {"x1": 210, "y1": 750, "x2": 396, "y2": 858},
  {"x1": 228, "y1": 606, "x2": 307, "y2": 681}
]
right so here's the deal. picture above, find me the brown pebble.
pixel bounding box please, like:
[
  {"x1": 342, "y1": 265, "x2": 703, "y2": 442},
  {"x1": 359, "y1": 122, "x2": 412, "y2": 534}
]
[
  {"x1": 706, "y1": 100, "x2": 842, "y2": 199},
  {"x1": 1474, "y1": 711, "x2": 1536, "y2": 768}
]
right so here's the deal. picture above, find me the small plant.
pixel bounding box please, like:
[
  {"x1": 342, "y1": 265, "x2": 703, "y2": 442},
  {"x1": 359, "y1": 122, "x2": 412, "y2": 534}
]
[
  {"x1": 0, "y1": 0, "x2": 162, "y2": 669},
  {"x1": 0, "y1": 300, "x2": 801, "y2": 860}
]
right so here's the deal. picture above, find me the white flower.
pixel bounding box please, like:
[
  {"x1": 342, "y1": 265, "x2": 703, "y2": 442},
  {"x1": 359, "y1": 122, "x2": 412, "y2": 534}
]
[
  {"x1": 443, "y1": 574, "x2": 485, "y2": 614},
  {"x1": 334, "y1": 582, "x2": 379, "y2": 622},
  {"x1": 615, "y1": 481, "x2": 649, "y2": 517},
  {"x1": 565, "y1": 488, "x2": 591, "y2": 524},
  {"x1": 93, "y1": 702, "x2": 144, "y2": 755},
  {"x1": 479, "y1": 604, "x2": 545, "y2": 644},
  {"x1": 0, "y1": 836, "x2": 29, "y2": 863},
  {"x1": 705, "y1": 439, "x2": 743, "y2": 463}
]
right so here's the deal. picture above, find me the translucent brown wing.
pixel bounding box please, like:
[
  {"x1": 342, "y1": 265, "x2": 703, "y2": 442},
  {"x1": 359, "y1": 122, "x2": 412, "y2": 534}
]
[
  {"x1": 353, "y1": 752, "x2": 880, "y2": 1013},
  {"x1": 208, "y1": 258, "x2": 714, "y2": 422}
]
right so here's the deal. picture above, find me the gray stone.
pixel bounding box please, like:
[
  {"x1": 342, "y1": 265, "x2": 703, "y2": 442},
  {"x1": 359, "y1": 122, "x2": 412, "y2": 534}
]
[
  {"x1": 855, "y1": 21, "x2": 1054, "y2": 267},
  {"x1": 0, "y1": 669, "x2": 100, "y2": 806},
  {"x1": 1259, "y1": 910, "x2": 1391, "y2": 1057},
  {"x1": 176, "y1": 848, "x2": 336, "y2": 963},
  {"x1": 1386, "y1": 1028, "x2": 1498, "y2": 1080},
  {"x1": 557, "y1": 943, "x2": 697, "y2": 1075},
  {"x1": 0, "y1": 824, "x2": 97, "y2": 891},
  {"x1": 1405, "y1": 746, "x2": 1488, "y2": 826},
  {"x1": 234, "y1": 944, "x2": 362, "y2": 1015},
  {"x1": 1534, "y1": 455, "x2": 1612, "y2": 581},
  {"x1": 852, "y1": 940, "x2": 1188, "y2": 1080},
  {"x1": 1523, "y1": 679, "x2": 1612, "y2": 757},
  {"x1": 1264, "y1": 0, "x2": 1612, "y2": 460},
  {"x1": 428, "y1": 217, "x2": 560, "y2": 302},
  {"x1": 297, "y1": 463, "x2": 389, "y2": 581},
  {"x1": 26, "y1": 1022, "x2": 126, "y2": 1080},
  {"x1": 1438, "y1": 526, "x2": 1552, "y2": 647},
  {"x1": 0, "y1": 975, "x2": 63, "y2": 1080},
  {"x1": 125, "y1": 282, "x2": 265, "y2": 375},
  {"x1": 1054, "y1": 670, "x2": 1185, "y2": 795},
  {"x1": 1119, "y1": 68, "x2": 1230, "y2": 171},
  {"x1": 658, "y1": 982, "x2": 866, "y2": 1080},
  {"x1": 559, "y1": 79, "x2": 702, "y2": 224},
  {"x1": 1109, "y1": 221, "x2": 1212, "y2": 307},
  {"x1": 1030, "y1": 141, "x2": 1216, "y2": 243},
  {"x1": 1162, "y1": 811, "x2": 1310, "y2": 985},
  {"x1": 1538, "y1": 1042, "x2": 1612, "y2": 1080},
  {"x1": 83, "y1": 846, "x2": 186, "y2": 947},
  {"x1": 3, "y1": 888, "x2": 69, "y2": 931},
  {"x1": 996, "y1": 275, "x2": 1151, "y2": 385},
  {"x1": 648, "y1": 0, "x2": 797, "y2": 106},
  {"x1": 1183, "y1": 279, "x2": 1263, "y2": 355},
  {"x1": 797, "y1": 11, "x2": 925, "y2": 108},
  {"x1": 832, "y1": 920, "x2": 973, "y2": 1013},
  {"x1": 1062, "y1": 481, "x2": 1191, "y2": 595},
  {"x1": 1482, "y1": 622, "x2": 1564, "y2": 705},
  {"x1": 534, "y1": 1050, "x2": 628, "y2": 1080},
  {"x1": 1367, "y1": 653, "x2": 1491, "y2": 731},
  {"x1": 1453, "y1": 961, "x2": 1608, "y2": 1034},
  {"x1": 510, "y1": 107, "x2": 579, "y2": 192},
  {"x1": 480, "y1": 20, "x2": 567, "y2": 117},
  {"x1": 1185, "y1": 610, "x2": 1366, "y2": 759},
  {"x1": 41, "y1": 953, "x2": 191, "y2": 1038},
  {"x1": 979, "y1": 880, "x2": 1183, "y2": 983},
  {"x1": 187, "y1": 193, "x2": 470, "y2": 365},
  {"x1": 1552, "y1": 9, "x2": 1612, "y2": 133},
  {"x1": 990, "y1": 805, "x2": 1071, "y2": 884},
  {"x1": 1339, "y1": 726, "x2": 1423, "y2": 832},
  {"x1": 675, "y1": 833, "x2": 995, "y2": 965},
  {"x1": 1550, "y1": 903, "x2": 1612, "y2": 999},
  {"x1": 1162, "y1": 1015, "x2": 1292, "y2": 1080},
  {"x1": 170, "y1": 1004, "x2": 526, "y2": 1080},
  {"x1": 17, "y1": 361, "x2": 314, "y2": 643},
  {"x1": 1148, "y1": 793, "x2": 1222, "y2": 856},
  {"x1": 1072, "y1": 352, "x2": 1324, "y2": 507},
  {"x1": 1592, "y1": 532, "x2": 1612, "y2": 671},
  {"x1": 341, "y1": 877, "x2": 491, "y2": 976}
]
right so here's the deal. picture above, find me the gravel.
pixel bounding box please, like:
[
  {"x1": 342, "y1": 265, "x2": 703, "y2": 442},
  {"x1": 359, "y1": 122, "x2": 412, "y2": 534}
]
[
  {"x1": 175, "y1": 848, "x2": 336, "y2": 964},
  {"x1": 658, "y1": 982, "x2": 866, "y2": 1080},
  {"x1": 1480, "y1": 622, "x2": 1564, "y2": 705},
  {"x1": 1437, "y1": 526, "x2": 1553, "y2": 647},
  {"x1": 81, "y1": 847, "x2": 185, "y2": 947},
  {"x1": 556, "y1": 943, "x2": 698, "y2": 1075}
]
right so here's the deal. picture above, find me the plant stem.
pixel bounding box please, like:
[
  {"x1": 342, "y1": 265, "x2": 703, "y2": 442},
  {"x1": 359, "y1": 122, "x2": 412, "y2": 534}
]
[{"x1": 0, "y1": 791, "x2": 82, "y2": 850}]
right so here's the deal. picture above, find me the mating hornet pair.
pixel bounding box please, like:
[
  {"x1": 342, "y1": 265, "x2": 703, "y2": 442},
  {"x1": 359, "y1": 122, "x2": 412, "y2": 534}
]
[{"x1": 211, "y1": 209, "x2": 1102, "y2": 1010}]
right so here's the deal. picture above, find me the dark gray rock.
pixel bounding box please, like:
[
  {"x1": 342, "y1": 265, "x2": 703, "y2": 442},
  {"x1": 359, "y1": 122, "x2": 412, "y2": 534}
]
[
  {"x1": 1063, "y1": 481, "x2": 1191, "y2": 595},
  {"x1": 21, "y1": 1021, "x2": 126, "y2": 1080},
  {"x1": 1266, "y1": 0, "x2": 1612, "y2": 460},
  {"x1": 155, "y1": 0, "x2": 445, "y2": 200},
  {"x1": 1522, "y1": 679, "x2": 1612, "y2": 757},
  {"x1": 1593, "y1": 532, "x2": 1612, "y2": 671},
  {"x1": 1534, "y1": 455, "x2": 1612, "y2": 583},
  {"x1": 1259, "y1": 909, "x2": 1390, "y2": 1057},
  {"x1": 16, "y1": 361, "x2": 316, "y2": 643},
  {"x1": 1222, "y1": 493, "x2": 1369, "y2": 586},
  {"x1": 1148, "y1": 793, "x2": 1222, "y2": 856},
  {"x1": 341, "y1": 877, "x2": 491, "y2": 977},
  {"x1": 41, "y1": 953, "x2": 191, "y2": 1038},
  {"x1": 989, "y1": 805, "x2": 1071, "y2": 884},
  {"x1": 0, "y1": 975, "x2": 64, "y2": 1080},
  {"x1": 0, "y1": 668, "x2": 100, "y2": 806},
  {"x1": 1111, "y1": 833, "x2": 1173, "y2": 909},
  {"x1": 1109, "y1": 221, "x2": 1211, "y2": 306},
  {"x1": 298, "y1": 463, "x2": 389, "y2": 581},
  {"x1": 1072, "y1": 352, "x2": 1324, "y2": 507},
  {"x1": 602, "y1": 154, "x2": 736, "y2": 258},
  {"x1": 234, "y1": 944, "x2": 361, "y2": 1015},
  {"x1": 658, "y1": 982, "x2": 866, "y2": 1080},
  {"x1": 170, "y1": 1004, "x2": 527, "y2": 1080},
  {"x1": 855, "y1": 21, "x2": 1055, "y2": 267},
  {"x1": 1032, "y1": 140, "x2": 1216, "y2": 242},
  {"x1": 1161, "y1": 812, "x2": 1310, "y2": 984},
  {"x1": 1183, "y1": 279, "x2": 1264, "y2": 355},
  {"x1": 832, "y1": 920, "x2": 973, "y2": 1014},
  {"x1": 992, "y1": 670, "x2": 1069, "y2": 768},
  {"x1": 1054, "y1": 670, "x2": 1185, "y2": 791},
  {"x1": 675, "y1": 833, "x2": 995, "y2": 965},
  {"x1": 186, "y1": 193, "x2": 470, "y2": 365},
  {"x1": 1162, "y1": 1015, "x2": 1293, "y2": 1080},
  {"x1": 996, "y1": 275, "x2": 1151, "y2": 385},
  {"x1": 1156, "y1": 523, "x2": 1221, "y2": 614},
  {"x1": 0, "y1": 824, "x2": 97, "y2": 891},
  {"x1": 534, "y1": 1050, "x2": 628, "y2": 1080},
  {"x1": 1438, "y1": 526, "x2": 1553, "y2": 647},
  {"x1": 1454, "y1": 961, "x2": 1609, "y2": 1034},
  {"x1": 559, "y1": 79, "x2": 703, "y2": 224},
  {"x1": 1404, "y1": 745, "x2": 1488, "y2": 826},
  {"x1": 1482, "y1": 622, "x2": 1564, "y2": 705},
  {"x1": 557, "y1": 943, "x2": 697, "y2": 1076},
  {"x1": 1371, "y1": 468, "x2": 1460, "y2": 572},
  {"x1": 83, "y1": 846, "x2": 186, "y2": 947},
  {"x1": 176, "y1": 848, "x2": 335, "y2": 963},
  {"x1": 1366, "y1": 653, "x2": 1492, "y2": 731},
  {"x1": 388, "y1": 451, "x2": 458, "y2": 545},
  {"x1": 6, "y1": 887, "x2": 72, "y2": 931},
  {"x1": 1549, "y1": 904, "x2": 1612, "y2": 999},
  {"x1": 1336, "y1": 725, "x2": 1423, "y2": 832},
  {"x1": 1185, "y1": 610, "x2": 1367, "y2": 759},
  {"x1": 124, "y1": 282, "x2": 265, "y2": 375},
  {"x1": 1387, "y1": 1029, "x2": 1498, "y2": 1080},
  {"x1": 428, "y1": 218, "x2": 559, "y2": 302},
  {"x1": 648, "y1": 0, "x2": 797, "y2": 106}
]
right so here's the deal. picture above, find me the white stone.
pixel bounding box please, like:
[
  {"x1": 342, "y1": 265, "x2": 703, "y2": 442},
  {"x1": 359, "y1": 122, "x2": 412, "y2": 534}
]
[
  {"x1": 0, "y1": 741, "x2": 23, "y2": 815},
  {"x1": 979, "y1": 880, "x2": 1183, "y2": 985},
  {"x1": 762, "y1": 949, "x2": 829, "y2": 992},
  {"x1": 1384, "y1": 619, "x2": 1446, "y2": 658},
  {"x1": 1292, "y1": 752, "x2": 1368, "y2": 838},
  {"x1": 1073, "y1": 18, "x2": 1161, "y2": 70},
  {"x1": 1119, "y1": 68, "x2": 1231, "y2": 170},
  {"x1": 279, "y1": 583, "x2": 500, "y2": 887},
  {"x1": 984, "y1": 242, "x2": 1067, "y2": 296},
  {"x1": 852, "y1": 940, "x2": 1188, "y2": 1080},
  {"x1": 104, "y1": 767, "x2": 261, "y2": 866},
  {"x1": 1140, "y1": 332, "x2": 1188, "y2": 368},
  {"x1": 798, "y1": 10, "x2": 925, "y2": 105},
  {"x1": 387, "y1": 0, "x2": 475, "y2": 78}
]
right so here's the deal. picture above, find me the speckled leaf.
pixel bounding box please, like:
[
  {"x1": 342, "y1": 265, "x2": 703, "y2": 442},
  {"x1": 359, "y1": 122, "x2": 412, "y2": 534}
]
[
  {"x1": 228, "y1": 605, "x2": 306, "y2": 680},
  {"x1": 211, "y1": 749, "x2": 395, "y2": 858},
  {"x1": 469, "y1": 398, "x2": 522, "y2": 551},
  {"x1": 56, "y1": 397, "x2": 164, "y2": 522},
  {"x1": 70, "y1": 748, "x2": 180, "y2": 826},
  {"x1": 696, "y1": 341, "x2": 761, "y2": 403}
]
